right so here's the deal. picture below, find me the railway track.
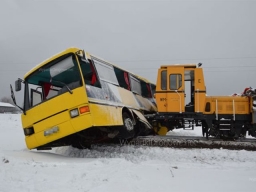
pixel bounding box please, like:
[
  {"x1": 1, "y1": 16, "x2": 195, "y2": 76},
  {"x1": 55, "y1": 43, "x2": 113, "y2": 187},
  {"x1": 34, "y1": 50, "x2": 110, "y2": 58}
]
[{"x1": 118, "y1": 135, "x2": 256, "y2": 151}]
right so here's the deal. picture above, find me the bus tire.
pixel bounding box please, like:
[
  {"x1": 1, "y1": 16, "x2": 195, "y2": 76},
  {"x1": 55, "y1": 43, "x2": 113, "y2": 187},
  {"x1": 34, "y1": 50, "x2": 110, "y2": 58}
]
[
  {"x1": 123, "y1": 112, "x2": 134, "y2": 131},
  {"x1": 120, "y1": 112, "x2": 135, "y2": 139},
  {"x1": 71, "y1": 137, "x2": 91, "y2": 149}
]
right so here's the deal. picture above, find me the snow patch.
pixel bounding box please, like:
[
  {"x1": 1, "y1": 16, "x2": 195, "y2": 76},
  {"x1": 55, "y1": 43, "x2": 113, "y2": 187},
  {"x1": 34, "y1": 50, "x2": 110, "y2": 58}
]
[{"x1": 1, "y1": 114, "x2": 256, "y2": 192}]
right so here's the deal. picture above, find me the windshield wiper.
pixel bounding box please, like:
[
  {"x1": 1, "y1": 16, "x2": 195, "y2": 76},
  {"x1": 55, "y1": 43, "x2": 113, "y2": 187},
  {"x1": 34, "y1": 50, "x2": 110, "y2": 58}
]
[{"x1": 51, "y1": 80, "x2": 73, "y2": 94}]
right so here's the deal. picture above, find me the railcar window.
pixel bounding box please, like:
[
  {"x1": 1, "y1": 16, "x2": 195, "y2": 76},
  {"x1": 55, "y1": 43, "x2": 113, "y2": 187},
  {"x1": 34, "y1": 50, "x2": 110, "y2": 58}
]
[
  {"x1": 161, "y1": 70, "x2": 167, "y2": 90},
  {"x1": 170, "y1": 74, "x2": 182, "y2": 90}
]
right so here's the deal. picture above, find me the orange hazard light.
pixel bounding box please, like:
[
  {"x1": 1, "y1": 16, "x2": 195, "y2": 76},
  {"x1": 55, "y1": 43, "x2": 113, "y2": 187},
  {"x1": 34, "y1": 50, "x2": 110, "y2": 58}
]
[{"x1": 79, "y1": 106, "x2": 90, "y2": 114}]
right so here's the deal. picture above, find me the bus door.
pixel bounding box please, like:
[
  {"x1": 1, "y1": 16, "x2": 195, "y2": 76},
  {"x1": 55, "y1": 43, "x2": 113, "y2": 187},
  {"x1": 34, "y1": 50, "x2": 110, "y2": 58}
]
[{"x1": 166, "y1": 66, "x2": 185, "y2": 113}]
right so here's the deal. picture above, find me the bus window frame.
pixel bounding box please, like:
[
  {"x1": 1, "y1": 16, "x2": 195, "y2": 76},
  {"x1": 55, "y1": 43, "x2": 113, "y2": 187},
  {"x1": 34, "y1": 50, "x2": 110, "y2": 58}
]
[
  {"x1": 31, "y1": 89, "x2": 43, "y2": 107},
  {"x1": 92, "y1": 58, "x2": 119, "y2": 86},
  {"x1": 130, "y1": 75, "x2": 142, "y2": 95},
  {"x1": 24, "y1": 53, "x2": 83, "y2": 111},
  {"x1": 78, "y1": 57, "x2": 101, "y2": 88}
]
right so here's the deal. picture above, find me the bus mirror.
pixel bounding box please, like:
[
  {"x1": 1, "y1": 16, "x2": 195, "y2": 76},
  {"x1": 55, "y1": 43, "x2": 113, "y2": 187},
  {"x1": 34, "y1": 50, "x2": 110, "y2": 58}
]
[
  {"x1": 10, "y1": 84, "x2": 25, "y2": 114},
  {"x1": 15, "y1": 79, "x2": 22, "y2": 91}
]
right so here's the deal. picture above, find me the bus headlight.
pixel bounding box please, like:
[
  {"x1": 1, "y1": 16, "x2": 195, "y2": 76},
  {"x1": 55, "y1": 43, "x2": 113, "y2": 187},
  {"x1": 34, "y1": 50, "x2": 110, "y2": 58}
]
[
  {"x1": 24, "y1": 127, "x2": 34, "y2": 136},
  {"x1": 70, "y1": 108, "x2": 79, "y2": 118}
]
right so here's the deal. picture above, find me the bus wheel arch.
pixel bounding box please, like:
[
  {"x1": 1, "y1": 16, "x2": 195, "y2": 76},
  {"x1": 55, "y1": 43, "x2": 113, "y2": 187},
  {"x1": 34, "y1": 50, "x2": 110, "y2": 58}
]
[
  {"x1": 118, "y1": 108, "x2": 136, "y2": 139},
  {"x1": 122, "y1": 107, "x2": 136, "y2": 126},
  {"x1": 123, "y1": 112, "x2": 134, "y2": 131}
]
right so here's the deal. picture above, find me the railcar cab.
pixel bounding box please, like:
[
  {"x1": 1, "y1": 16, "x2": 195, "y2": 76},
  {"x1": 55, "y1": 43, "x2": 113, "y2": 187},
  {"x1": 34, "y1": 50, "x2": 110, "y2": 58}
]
[{"x1": 155, "y1": 63, "x2": 206, "y2": 114}]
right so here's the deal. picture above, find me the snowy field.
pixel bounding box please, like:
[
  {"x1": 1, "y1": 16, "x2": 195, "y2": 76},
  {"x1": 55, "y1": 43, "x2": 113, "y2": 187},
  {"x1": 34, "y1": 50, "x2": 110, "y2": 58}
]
[{"x1": 1, "y1": 114, "x2": 256, "y2": 192}]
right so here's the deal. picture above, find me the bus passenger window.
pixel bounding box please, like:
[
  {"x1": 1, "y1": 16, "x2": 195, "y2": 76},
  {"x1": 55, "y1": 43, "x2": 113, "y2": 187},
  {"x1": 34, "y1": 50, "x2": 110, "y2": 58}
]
[
  {"x1": 113, "y1": 67, "x2": 130, "y2": 90},
  {"x1": 93, "y1": 59, "x2": 118, "y2": 86},
  {"x1": 141, "y1": 81, "x2": 152, "y2": 98},
  {"x1": 89, "y1": 61, "x2": 97, "y2": 86},
  {"x1": 130, "y1": 75, "x2": 141, "y2": 95},
  {"x1": 124, "y1": 72, "x2": 130, "y2": 90},
  {"x1": 79, "y1": 58, "x2": 100, "y2": 87}
]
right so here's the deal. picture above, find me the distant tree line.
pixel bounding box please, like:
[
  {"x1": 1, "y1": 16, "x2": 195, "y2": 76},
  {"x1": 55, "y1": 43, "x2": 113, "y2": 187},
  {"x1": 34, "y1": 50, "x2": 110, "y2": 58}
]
[
  {"x1": 0, "y1": 96, "x2": 21, "y2": 113},
  {"x1": 0, "y1": 96, "x2": 14, "y2": 105}
]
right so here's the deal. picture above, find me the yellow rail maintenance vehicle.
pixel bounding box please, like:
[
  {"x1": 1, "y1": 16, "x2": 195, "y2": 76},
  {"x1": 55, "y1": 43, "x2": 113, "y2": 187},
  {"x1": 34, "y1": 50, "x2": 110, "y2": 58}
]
[
  {"x1": 146, "y1": 63, "x2": 256, "y2": 139},
  {"x1": 11, "y1": 47, "x2": 157, "y2": 150}
]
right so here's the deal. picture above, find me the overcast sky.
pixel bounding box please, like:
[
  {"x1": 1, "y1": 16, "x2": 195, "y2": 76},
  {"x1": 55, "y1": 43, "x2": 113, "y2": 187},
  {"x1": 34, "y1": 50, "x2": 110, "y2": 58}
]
[{"x1": 1, "y1": 0, "x2": 256, "y2": 103}]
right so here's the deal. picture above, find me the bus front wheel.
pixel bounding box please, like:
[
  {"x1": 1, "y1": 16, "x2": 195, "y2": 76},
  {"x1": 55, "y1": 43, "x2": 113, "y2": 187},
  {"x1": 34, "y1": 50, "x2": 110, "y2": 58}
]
[
  {"x1": 71, "y1": 137, "x2": 91, "y2": 149},
  {"x1": 120, "y1": 112, "x2": 135, "y2": 139}
]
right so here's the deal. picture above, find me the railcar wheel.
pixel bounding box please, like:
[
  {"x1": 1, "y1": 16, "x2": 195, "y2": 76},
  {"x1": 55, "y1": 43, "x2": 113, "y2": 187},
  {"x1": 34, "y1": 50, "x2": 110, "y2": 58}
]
[
  {"x1": 202, "y1": 127, "x2": 208, "y2": 138},
  {"x1": 202, "y1": 122, "x2": 209, "y2": 139}
]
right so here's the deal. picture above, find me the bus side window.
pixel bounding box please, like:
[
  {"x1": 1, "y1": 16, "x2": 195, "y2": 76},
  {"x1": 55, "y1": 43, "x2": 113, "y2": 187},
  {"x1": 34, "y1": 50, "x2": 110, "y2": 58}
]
[
  {"x1": 124, "y1": 72, "x2": 131, "y2": 90},
  {"x1": 113, "y1": 67, "x2": 130, "y2": 90},
  {"x1": 89, "y1": 61, "x2": 97, "y2": 86},
  {"x1": 80, "y1": 59, "x2": 100, "y2": 87}
]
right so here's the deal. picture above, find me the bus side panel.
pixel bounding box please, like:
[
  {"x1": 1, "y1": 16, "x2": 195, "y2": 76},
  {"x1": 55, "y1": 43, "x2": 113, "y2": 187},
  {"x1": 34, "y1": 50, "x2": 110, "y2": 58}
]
[
  {"x1": 105, "y1": 105, "x2": 123, "y2": 125},
  {"x1": 134, "y1": 94, "x2": 157, "y2": 112},
  {"x1": 118, "y1": 88, "x2": 140, "y2": 108},
  {"x1": 88, "y1": 101, "x2": 123, "y2": 126},
  {"x1": 70, "y1": 112, "x2": 93, "y2": 132}
]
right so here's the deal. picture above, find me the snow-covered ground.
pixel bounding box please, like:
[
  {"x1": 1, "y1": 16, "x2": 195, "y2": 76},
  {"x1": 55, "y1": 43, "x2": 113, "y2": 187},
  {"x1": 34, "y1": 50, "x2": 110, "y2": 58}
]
[{"x1": 1, "y1": 114, "x2": 256, "y2": 192}]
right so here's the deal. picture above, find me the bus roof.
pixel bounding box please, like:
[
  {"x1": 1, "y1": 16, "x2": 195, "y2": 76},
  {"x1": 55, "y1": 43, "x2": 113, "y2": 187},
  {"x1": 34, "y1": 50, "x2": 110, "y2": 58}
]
[
  {"x1": 24, "y1": 47, "x2": 155, "y2": 85},
  {"x1": 90, "y1": 54, "x2": 155, "y2": 84}
]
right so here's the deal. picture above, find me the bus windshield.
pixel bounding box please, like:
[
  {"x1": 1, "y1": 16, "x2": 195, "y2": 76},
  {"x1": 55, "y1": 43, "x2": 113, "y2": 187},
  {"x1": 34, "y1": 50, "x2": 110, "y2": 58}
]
[{"x1": 24, "y1": 54, "x2": 82, "y2": 110}]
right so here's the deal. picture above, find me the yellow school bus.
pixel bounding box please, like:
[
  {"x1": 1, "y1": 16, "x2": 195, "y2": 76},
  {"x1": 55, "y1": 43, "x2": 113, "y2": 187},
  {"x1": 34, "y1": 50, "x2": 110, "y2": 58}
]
[{"x1": 11, "y1": 47, "x2": 157, "y2": 150}]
